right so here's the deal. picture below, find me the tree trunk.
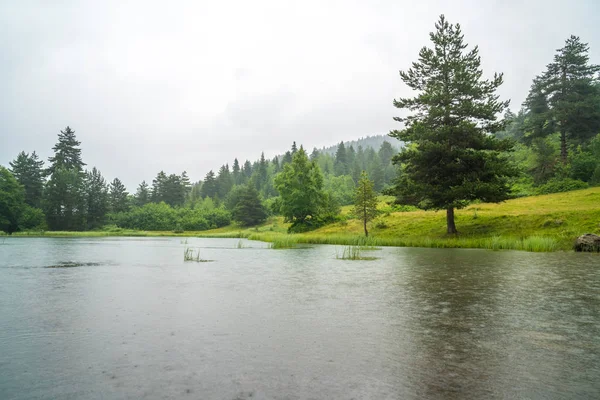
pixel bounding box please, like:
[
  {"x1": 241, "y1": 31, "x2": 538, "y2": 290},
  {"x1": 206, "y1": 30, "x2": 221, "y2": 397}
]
[
  {"x1": 364, "y1": 217, "x2": 368, "y2": 237},
  {"x1": 560, "y1": 129, "x2": 568, "y2": 164},
  {"x1": 560, "y1": 67, "x2": 568, "y2": 164},
  {"x1": 446, "y1": 207, "x2": 457, "y2": 234}
]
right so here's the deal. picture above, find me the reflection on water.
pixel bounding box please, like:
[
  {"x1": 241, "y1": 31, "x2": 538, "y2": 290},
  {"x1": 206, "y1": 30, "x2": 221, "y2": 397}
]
[{"x1": 0, "y1": 237, "x2": 599, "y2": 399}]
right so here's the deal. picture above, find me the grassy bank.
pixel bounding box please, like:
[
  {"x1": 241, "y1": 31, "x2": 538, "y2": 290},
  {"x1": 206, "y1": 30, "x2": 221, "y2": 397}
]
[
  {"x1": 197, "y1": 187, "x2": 600, "y2": 252},
  {"x1": 5, "y1": 187, "x2": 600, "y2": 252}
]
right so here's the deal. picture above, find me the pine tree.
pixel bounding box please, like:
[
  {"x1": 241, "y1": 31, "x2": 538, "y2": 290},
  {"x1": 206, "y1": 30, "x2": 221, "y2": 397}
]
[
  {"x1": 255, "y1": 152, "x2": 268, "y2": 191},
  {"x1": 291, "y1": 141, "x2": 298, "y2": 154},
  {"x1": 334, "y1": 141, "x2": 348, "y2": 176},
  {"x1": 181, "y1": 171, "x2": 192, "y2": 196},
  {"x1": 135, "y1": 181, "x2": 150, "y2": 206},
  {"x1": 281, "y1": 151, "x2": 293, "y2": 166},
  {"x1": 272, "y1": 156, "x2": 281, "y2": 174},
  {"x1": 151, "y1": 171, "x2": 167, "y2": 203},
  {"x1": 109, "y1": 178, "x2": 129, "y2": 213},
  {"x1": 84, "y1": 168, "x2": 109, "y2": 229},
  {"x1": 242, "y1": 160, "x2": 253, "y2": 182},
  {"x1": 44, "y1": 168, "x2": 86, "y2": 230},
  {"x1": 200, "y1": 170, "x2": 218, "y2": 198},
  {"x1": 9, "y1": 151, "x2": 45, "y2": 208},
  {"x1": 44, "y1": 127, "x2": 86, "y2": 230},
  {"x1": 353, "y1": 171, "x2": 378, "y2": 237},
  {"x1": 389, "y1": 15, "x2": 516, "y2": 234},
  {"x1": 232, "y1": 158, "x2": 241, "y2": 184},
  {"x1": 216, "y1": 165, "x2": 233, "y2": 198},
  {"x1": 47, "y1": 126, "x2": 86, "y2": 174},
  {"x1": 163, "y1": 174, "x2": 184, "y2": 206},
  {"x1": 232, "y1": 185, "x2": 268, "y2": 226},
  {"x1": 310, "y1": 147, "x2": 320, "y2": 161},
  {"x1": 534, "y1": 36, "x2": 600, "y2": 162}
]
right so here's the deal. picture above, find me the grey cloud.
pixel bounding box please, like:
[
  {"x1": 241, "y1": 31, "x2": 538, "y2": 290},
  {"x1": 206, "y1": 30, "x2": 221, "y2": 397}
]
[{"x1": 1, "y1": 0, "x2": 599, "y2": 190}]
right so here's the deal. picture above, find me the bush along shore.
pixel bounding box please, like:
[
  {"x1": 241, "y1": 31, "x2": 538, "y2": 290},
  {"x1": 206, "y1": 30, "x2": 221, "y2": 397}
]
[{"x1": 7, "y1": 187, "x2": 600, "y2": 253}]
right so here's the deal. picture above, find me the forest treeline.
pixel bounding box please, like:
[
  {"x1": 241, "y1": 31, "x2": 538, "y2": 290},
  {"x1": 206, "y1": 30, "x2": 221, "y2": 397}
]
[
  {"x1": 0, "y1": 127, "x2": 398, "y2": 233},
  {"x1": 1, "y1": 16, "x2": 599, "y2": 235}
]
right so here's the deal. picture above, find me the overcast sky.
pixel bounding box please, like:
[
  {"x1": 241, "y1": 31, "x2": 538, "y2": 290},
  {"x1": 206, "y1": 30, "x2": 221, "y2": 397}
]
[{"x1": 1, "y1": 0, "x2": 599, "y2": 189}]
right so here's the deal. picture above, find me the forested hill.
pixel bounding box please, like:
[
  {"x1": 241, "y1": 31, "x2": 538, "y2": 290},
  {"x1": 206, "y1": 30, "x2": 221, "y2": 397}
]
[{"x1": 316, "y1": 134, "x2": 402, "y2": 156}]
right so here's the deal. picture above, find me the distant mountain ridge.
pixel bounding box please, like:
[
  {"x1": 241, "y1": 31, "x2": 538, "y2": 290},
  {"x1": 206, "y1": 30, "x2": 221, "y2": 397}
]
[{"x1": 316, "y1": 134, "x2": 402, "y2": 155}]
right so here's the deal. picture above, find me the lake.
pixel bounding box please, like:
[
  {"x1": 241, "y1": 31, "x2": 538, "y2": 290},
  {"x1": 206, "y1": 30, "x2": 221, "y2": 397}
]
[{"x1": 1, "y1": 237, "x2": 599, "y2": 399}]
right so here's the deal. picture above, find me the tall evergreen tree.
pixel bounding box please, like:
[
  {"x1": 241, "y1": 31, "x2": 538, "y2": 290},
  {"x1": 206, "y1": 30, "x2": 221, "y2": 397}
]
[
  {"x1": 84, "y1": 168, "x2": 109, "y2": 229},
  {"x1": 216, "y1": 165, "x2": 233, "y2": 198},
  {"x1": 44, "y1": 168, "x2": 86, "y2": 230},
  {"x1": 135, "y1": 181, "x2": 150, "y2": 206},
  {"x1": 109, "y1": 178, "x2": 129, "y2": 213},
  {"x1": 151, "y1": 171, "x2": 167, "y2": 203},
  {"x1": 310, "y1": 147, "x2": 320, "y2": 161},
  {"x1": 534, "y1": 36, "x2": 600, "y2": 162},
  {"x1": 389, "y1": 15, "x2": 516, "y2": 234},
  {"x1": 47, "y1": 126, "x2": 86, "y2": 174},
  {"x1": 232, "y1": 185, "x2": 268, "y2": 226},
  {"x1": 334, "y1": 141, "x2": 348, "y2": 176},
  {"x1": 9, "y1": 151, "x2": 45, "y2": 208},
  {"x1": 163, "y1": 174, "x2": 185, "y2": 206},
  {"x1": 232, "y1": 158, "x2": 241, "y2": 184},
  {"x1": 45, "y1": 127, "x2": 86, "y2": 230},
  {"x1": 353, "y1": 171, "x2": 378, "y2": 237},
  {"x1": 181, "y1": 171, "x2": 192, "y2": 196},
  {"x1": 281, "y1": 151, "x2": 293, "y2": 166},
  {"x1": 201, "y1": 170, "x2": 218, "y2": 198},
  {"x1": 242, "y1": 160, "x2": 253, "y2": 182},
  {"x1": 272, "y1": 156, "x2": 281, "y2": 174}
]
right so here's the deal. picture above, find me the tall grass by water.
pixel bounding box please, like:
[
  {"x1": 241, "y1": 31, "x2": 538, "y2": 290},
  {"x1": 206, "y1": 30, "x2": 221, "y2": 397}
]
[
  {"x1": 183, "y1": 248, "x2": 211, "y2": 262},
  {"x1": 7, "y1": 188, "x2": 599, "y2": 253},
  {"x1": 335, "y1": 245, "x2": 377, "y2": 260}
]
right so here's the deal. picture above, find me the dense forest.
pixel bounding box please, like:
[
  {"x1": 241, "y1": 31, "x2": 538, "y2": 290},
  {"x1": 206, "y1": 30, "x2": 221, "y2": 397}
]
[{"x1": 1, "y1": 16, "x2": 599, "y2": 235}]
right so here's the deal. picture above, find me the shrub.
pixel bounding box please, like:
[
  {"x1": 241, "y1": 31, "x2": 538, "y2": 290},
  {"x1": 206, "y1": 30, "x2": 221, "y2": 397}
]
[
  {"x1": 18, "y1": 206, "x2": 46, "y2": 231},
  {"x1": 536, "y1": 178, "x2": 588, "y2": 195}
]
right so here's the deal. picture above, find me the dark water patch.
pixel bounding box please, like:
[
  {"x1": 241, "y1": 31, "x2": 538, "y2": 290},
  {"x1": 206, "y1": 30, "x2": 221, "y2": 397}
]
[{"x1": 45, "y1": 261, "x2": 105, "y2": 268}]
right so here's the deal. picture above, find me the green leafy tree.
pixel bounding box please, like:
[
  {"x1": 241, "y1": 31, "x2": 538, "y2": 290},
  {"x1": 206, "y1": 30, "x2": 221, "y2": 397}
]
[
  {"x1": 232, "y1": 185, "x2": 268, "y2": 226},
  {"x1": 9, "y1": 151, "x2": 45, "y2": 208},
  {"x1": 389, "y1": 15, "x2": 517, "y2": 234},
  {"x1": 353, "y1": 171, "x2": 379, "y2": 237},
  {"x1": 85, "y1": 167, "x2": 109, "y2": 229},
  {"x1": 0, "y1": 166, "x2": 26, "y2": 234},
  {"x1": 109, "y1": 178, "x2": 129, "y2": 213},
  {"x1": 274, "y1": 147, "x2": 327, "y2": 231}
]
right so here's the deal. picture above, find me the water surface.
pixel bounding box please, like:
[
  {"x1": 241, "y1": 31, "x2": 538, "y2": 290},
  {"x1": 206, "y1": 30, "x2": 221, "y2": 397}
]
[{"x1": 1, "y1": 237, "x2": 599, "y2": 399}]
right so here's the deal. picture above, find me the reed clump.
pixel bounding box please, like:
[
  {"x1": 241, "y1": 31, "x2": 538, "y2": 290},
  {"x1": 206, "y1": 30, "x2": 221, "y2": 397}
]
[
  {"x1": 183, "y1": 247, "x2": 211, "y2": 262},
  {"x1": 335, "y1": 245, "x2": 377, "y2": 260}
]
